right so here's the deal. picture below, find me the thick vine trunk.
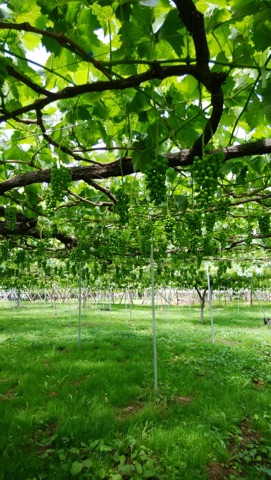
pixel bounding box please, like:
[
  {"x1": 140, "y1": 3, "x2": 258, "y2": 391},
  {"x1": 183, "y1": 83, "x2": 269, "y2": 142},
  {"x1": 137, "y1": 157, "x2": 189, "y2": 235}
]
[{"x1": 195, "y1": 287, "x2": 208, "y2": 324}]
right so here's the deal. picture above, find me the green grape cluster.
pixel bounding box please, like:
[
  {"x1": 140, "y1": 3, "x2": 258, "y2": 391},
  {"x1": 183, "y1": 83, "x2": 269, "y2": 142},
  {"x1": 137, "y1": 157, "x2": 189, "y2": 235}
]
[
  {"x1": 193, "y1": 151, "x2": 225, "y2": 208},
  {"x1": 202, "y1": 235, "x2": 216, "y2": 256},
  {"x1": 258, "y1": 213, "x2": 270, "y2": 235},
  {"x1": 215, "y1": 198, "x2": 230, "y2": 220},
  {"x1": 1, "y1": 241, "x2": 9, "y2": 259},
  {"x1": 217, "y1": 260, "x2": 227, "y2": 278},
  {"x1": 5, "y1": 206, "x2": 17, "y2": 230},
  {"x1": 114, "y1": 188, "x2": 130, "y2": 225},
  {"x1": 204, "y1": 212, "x2": 216, "y2": 234},
  {"x1": 140, "y1": 223, "x2": 153, "y2": 256},
  {"x1": 188, "y1": 235, "x2": 200, "y2": 254},
  {"x1": 164, "y1": 215, "x2": 175, "y2": 241},
  {"x1": 185, "y1": 210, "x2": 202, "y2": 236},
  {"x1": 218, "y1": 229, "x2": 227, "y2": 249},
  {"x1": 144, "y1": 156, "x2": 168, "y2": 205},
  {"x1": 245, "y1": 229, "x2": 253, "y2": 248},
  {"x1": 51, "y1": 163, "x2": 72, "y2": 198},
  {"x1": 46, "y1": 164, "x2": 72, "y2": 214},
  {"x1": 107, "y1": 231, "x2": 126, "y2": 255},
  {"x1": 45, "y1": 190, "x2": 56, "y2": 215},
  {"x1": 15, "y1": 250, "x2": 26, "y2": 264}
]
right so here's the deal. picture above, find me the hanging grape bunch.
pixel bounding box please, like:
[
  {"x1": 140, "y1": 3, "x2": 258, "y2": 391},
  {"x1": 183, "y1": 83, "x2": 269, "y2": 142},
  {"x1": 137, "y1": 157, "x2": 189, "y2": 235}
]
[
  {"x1": 184, "y1": 210, "x2": 202, "y2": 254},
  {"x1": 185, "y1": 210, "x2": 202, "y2": 236},
  {"x1": 218, "y1": 229, "x2": 227, "y2": 249},
  {"x1": 15, "y1": 249, "x2": 26, "y2": 265},
  {"x1": 245, "y1": 228, "x2": 253, "y2": 248},
  {"x1": 215, "y1": 198, "x2": 230, "y2": 220},
  {"x1": 193, "y1": 151, "x2": 225, "y2": 208},
  {"x1": 164, "y1": 215, "x2": 175, "y2": 242},
  {"x1": 114, "y1": 188, "x2": 130, "y2": 225},
  {"x1": 217, "y1": 260, "x2": 228, "y2": 278},
  {"x1": 140, "y1": 223, "x2": 153, "y2": 256},
  {"x1": 46, "y1": 163, "x2": 72, "y2": 214},
  {"x1": 5, "y1": 205, "x2": 17, "y2": 230},
  {"x1": 202, "y1": 235, "x2": 216, "y2": 256},
  {"x1": 204, "y1": 211, "x2": 216, "y2": 234},
  {"x1": 258, "y1": 213, "x2": 270, "y2": 235},
  {"x1": 144, "y1": 156, "x2": 169, "y2": 205}
]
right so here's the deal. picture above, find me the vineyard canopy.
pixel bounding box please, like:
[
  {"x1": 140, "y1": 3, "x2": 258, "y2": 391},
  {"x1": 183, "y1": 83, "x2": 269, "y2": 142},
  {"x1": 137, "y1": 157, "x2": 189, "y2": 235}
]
[{"x1": 0, "y1": 0, "x2": 271, "y2": 270}]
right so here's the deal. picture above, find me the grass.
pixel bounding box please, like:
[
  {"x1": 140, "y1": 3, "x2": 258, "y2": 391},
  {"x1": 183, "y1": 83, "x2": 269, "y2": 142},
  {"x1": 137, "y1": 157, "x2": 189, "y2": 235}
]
[{"x1": 1, "y1": 298, "x2": 271, "y2": 479}]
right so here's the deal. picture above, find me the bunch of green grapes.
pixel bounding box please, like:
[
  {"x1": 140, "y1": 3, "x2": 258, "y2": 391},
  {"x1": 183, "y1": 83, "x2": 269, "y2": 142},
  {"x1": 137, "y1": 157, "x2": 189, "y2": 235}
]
[
  {"x1": 202, "y1": 235, "x2": 216, "y2": 256},
  {"x1": 144, "y1": 156, "x2": 168, "y2": 205},
  {"x1": 5, "y1": 206, "x2": 17, "y2": 230},
  {"x1": 51, "y1": 163, "x2": 72, "y2": 199},
  {"x1": 188, "y1": 235, "x2": 200, "y2": 254},
  {"x1": 204, "y1": 211, "x2": 216, "y2": 234},
  {"x1": 46, "y1": 163, "x2": 72, "y2": 214},
  {"x1": 114, "y1": 188, "x2": 130, "y2": 225},
  {"x1": 217, "y1": 260, "x2": 227, "y2": 278},
  {"x1": 164, "y1": 215, "x2": 175, "y2": 241},
  {"x1": 44, "y1": 190, "x2": 56, "y2": 215},
  {"x1": 140, "y1": 223, "x2": 153, "y2": 256},
  {"x1": 15, "y1": 250, "x2": 26, "y2": 265},
  {"x1": 216, "y1": 198, "x2": 230, "y2": 220},
  {"x1": 218, "y1": 229, "x2": 227, "y2": 249},
  {"x1": 0, "y1": 241, "x2": 9, "y2": 260},
  {"x1": 185, "y1": 210, "x2": 202, "y2": 236},
  {"x1": 193, "y1": 151, "x2": 225, "y2": 208},
  {"x1": 258, "y1": 213, "x2": 270, "y2": 235},
  {"x1": 245, "y1": 229, "x2": 253, "y2": 248}
]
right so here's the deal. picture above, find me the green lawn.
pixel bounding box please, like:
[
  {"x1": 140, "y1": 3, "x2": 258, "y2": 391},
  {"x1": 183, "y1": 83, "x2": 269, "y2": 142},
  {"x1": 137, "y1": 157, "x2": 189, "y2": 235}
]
[{"x1": 1, "y1": 299, "x2": 271, "y2": 479}]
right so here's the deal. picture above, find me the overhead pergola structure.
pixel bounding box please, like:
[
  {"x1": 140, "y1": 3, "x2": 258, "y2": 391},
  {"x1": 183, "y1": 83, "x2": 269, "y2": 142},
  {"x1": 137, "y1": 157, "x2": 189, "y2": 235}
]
[{"x1": 0, "y1": 0, "x2": 269, "y2": 266}]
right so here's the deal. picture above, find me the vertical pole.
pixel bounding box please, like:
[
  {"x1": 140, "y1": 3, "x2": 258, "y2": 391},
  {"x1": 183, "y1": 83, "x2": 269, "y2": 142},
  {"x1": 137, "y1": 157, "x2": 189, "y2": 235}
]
[
  {"x1": 129, "y1": 291, "x2": 132, "y2": 322},
  {"x1": 206, "y1": 265, "x2": 215, "y2": 342},
  {"x1": 151, "y1": 236, "x2": 158, "y2": 390},
  {"x1": 78, "y1": 261, "x2": 82, "y2": 351},
  {"x1": 164, "y1": 287, "x2": 167, "y2": 321}
]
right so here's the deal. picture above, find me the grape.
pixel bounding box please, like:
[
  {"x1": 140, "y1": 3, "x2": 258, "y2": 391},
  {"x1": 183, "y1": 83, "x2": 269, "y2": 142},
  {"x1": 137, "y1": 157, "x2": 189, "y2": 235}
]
[
  {"x1": 140, "y1": 223, "x2": 153, "y2": 256},
  {"x1": 193, "y1": 151, "x2": 225, "y2": 208},
  {"x1": 218, "y1": 229, "x2": 227, "y2": 249},
  {"x1": 185, "y1": 210, "x2": 202, "y2": 236},
  {"x1": 144, "y1": 156, "x2": 168, "y2": 205},
  {"x1": 45, "y1": 163, "x2": 72, "y2": 214},
  {"x1": 216, "y1": 198, "x2": 230, "y2": 220},
  {"x1": 245, "y1": 229, "x2": 253, "y2": 247},
  {"x1": 202, "y1": 235, "x2": 216, "y2": 256},
  {"x1": 164, "y1": 215, "x2": 175, "y2": 241},
  {"x1": 204, "y1": 211, "x2": 216, "y2": 233},
  {"x1": 258, "y1": 213, "x2": 270, "y2": 235},
  {"x1": 114, "y1": 188, "x2": 129, "y2": 225},
  {"x1": 5, "y1": 206, "x2": 17, "y2": 230}
]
